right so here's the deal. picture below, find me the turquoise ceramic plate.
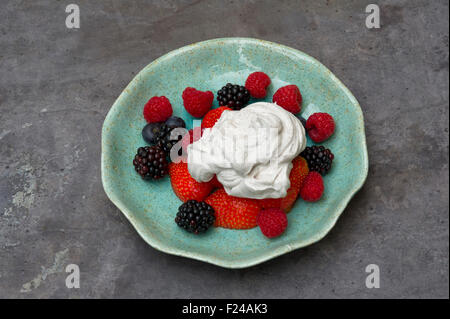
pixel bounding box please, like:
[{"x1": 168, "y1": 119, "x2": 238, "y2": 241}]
[{"x1": 101, "y1": 38, "x2": 368, "y2": 268}]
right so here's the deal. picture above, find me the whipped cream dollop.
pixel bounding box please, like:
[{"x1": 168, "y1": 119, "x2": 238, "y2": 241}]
[{"x1": 187, "y1": 102, "x2": 306, "y2": 199}]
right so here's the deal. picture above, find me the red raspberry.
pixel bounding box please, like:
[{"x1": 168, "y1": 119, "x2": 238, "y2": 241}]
[
  {"x1": 300, "y1": 172, "x2": 324, "y2": 202},
  {"x1": 143, "y1": 96, "x2": 173, "y2": 123},
  {"x1": 306, "y1": 112, "x2": 335, "y2": 143},
  {"x1": 256, "y1": 208, "x2": 288, "y2": 238},
  {"x1": 272, "y1": 84, "x2": 302, "y2": 113},
  {"x1": 201, "y1": 106, "x2": 231, "y2": 129},
  {"x1": 245, "y1": 72, "x2": 271, "y2": 98},
  {"x1": 182, "y1": 87, "x2": 214, "y2": 118}
]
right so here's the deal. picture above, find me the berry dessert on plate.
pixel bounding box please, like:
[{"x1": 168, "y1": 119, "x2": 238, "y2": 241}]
[
  {"x1": 101, "y1": 38, "x2": 368, "y2": 268},
  {"x1": 131, "y1": 70, "x2": 339, "y2": 240}
]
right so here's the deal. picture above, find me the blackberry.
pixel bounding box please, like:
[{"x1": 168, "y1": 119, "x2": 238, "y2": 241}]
[
  {"x1": 155, "y1": 124, "x2": 185, "y2": 154},
  {"x1": 133, "y1": 145, "x2": 168, "y2": 180},
  {"x1": 301, "y1": 145, "x2": 334, "y2": 175},
  {"x1": 175, "y1": 200, "x2": 215, "y2": 234},
  {"x1": 217, "y1": 83, "x2": 251, "y2": 110}
]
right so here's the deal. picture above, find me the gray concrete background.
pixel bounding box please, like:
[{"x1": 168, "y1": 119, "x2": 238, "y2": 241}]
[{"x1": 0, "y1": 0, "x2": 448, "y2": 298}]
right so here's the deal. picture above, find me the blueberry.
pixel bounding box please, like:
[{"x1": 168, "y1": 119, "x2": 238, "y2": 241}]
[
  {"x1": 165, "y1": 116, "x2": 186, "y2": 129},
  {"x1": 142, "y1": 122, "x2": 163, "y2": 144},
  {"x1": 297, "y1": 115, "x2": 307, "y2": 128}
]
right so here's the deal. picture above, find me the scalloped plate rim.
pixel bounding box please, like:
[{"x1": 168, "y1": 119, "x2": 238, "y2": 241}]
[{"x1": 101, "y1": 37, "x2": 369, "y2": 269}]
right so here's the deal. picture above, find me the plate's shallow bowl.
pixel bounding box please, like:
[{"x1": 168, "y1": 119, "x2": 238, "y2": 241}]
[{"x1": 101, "y1": 38, "x2": 368, "y2": 268}]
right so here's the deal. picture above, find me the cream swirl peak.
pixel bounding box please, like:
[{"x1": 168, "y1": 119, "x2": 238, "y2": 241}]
[{"x1": 187, "y1": 102, "x2": 306, "y2": 199}]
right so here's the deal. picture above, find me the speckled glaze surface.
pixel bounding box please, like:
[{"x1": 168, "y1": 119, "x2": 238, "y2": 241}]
[{"x1": 101, "y1": 38, "x2": 368, "y2": 268}]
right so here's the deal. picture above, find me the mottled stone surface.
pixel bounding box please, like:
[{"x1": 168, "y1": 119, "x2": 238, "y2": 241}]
[{"x1": 0, "y1": 0, "x2": 448, "y2": 298}]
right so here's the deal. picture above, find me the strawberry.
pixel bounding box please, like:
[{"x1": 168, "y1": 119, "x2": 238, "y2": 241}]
[
  {"x1": 210, "y1": 175, "x2": 222, "y2": 189},
  {"x1": 201, "y1": 106, "x2": 231, "y2": 129},
  {"x1": 205, "y1": 188, "x2": 261, "y2": 229},
  {"x1": 272, "y1": 84, "x2": 302, "y2": 113},
  {"x1": 257, "y1": 156, "x2": 309, "y2": 212},
  {"x1": 169, "y1": 162, "x2": 213, "y2": 202},
  {"x1": 288, "y1": 156, "x2": 310, "y2": 190},
  {"x1": 258, "y1": 186, "x2": 299, "y2": 213},
  {"x1": 181, "y1": 126, "x2": 204, "y2": 156}
]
